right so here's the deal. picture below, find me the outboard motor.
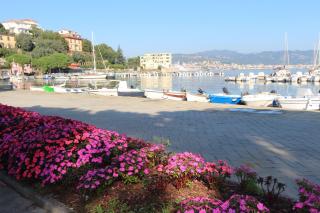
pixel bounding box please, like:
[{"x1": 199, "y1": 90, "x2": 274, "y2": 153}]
[{"x1": 222, "y1": 87, "x2": 230, "y2": 94}]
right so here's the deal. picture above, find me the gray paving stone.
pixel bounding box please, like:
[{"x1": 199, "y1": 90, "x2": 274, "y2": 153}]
[{"x1": 1, "y1": 90, "x2": 320, "y2": 199}]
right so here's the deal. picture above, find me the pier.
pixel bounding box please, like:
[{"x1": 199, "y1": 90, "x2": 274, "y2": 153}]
[{"x1": 114, "y1": 70, "x2": 224, "y2": 78}]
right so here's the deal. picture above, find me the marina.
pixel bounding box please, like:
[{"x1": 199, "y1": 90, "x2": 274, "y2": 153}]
[{"x1": 2, "y1": 68, "x2": 320, "y2": 111}]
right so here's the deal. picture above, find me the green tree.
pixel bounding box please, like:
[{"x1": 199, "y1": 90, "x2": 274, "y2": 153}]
[
  {"x1": 31, "y1": 39, "x2": 68, "y2": 58},
  {"x1": 82, "y1": 39, "x2": 92, "y2": 52},
  {"x1": 15, "y1": 33, "x2": 35, "y2": 51},
  {"x1": 115, "y1": 46, "x2": 126, "y2": 64},
  {"x1": 29, "y1": 26, "x2": 43, "y2": 38},
  {"x1": 128, "y1": 56, "x2": 140, "y2": 69},
  {"x1": 0, "y1": 24, "x2": 8, "y2": 35},
  {"x1": 0, "y1": 48, "x2": 17, "y2": 58},
  {"x1": 6, "y1": 53, "x2": 31, "y2": 65},
  {"x1": 72, "y1": 52, "x2": 91, "y2": 64},
  {"x1": 32, "y1": 53, "x2": 71, "y2": 73},
  {"x1": 95, "y1": 44, "x2": 117, "y2": 64}
]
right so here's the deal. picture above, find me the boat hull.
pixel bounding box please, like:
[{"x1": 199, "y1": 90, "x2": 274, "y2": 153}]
[
  {"x1": 144, "y1": 90, "x2": 164, "y2": 99},
  {"x1": 89, "y1": 89, "x2": 118, "y2": 96},
  {"x1": 209, "y1": 94, "x2": 241, "y2": 104},
  {"x1": 242, "y1": 94, "x2": 277, "y2": 107},
  {"x1": 30, "y1": 86, "x2": 44, "y2": 92},
  {"x1": 186, "y1": 93, "x2": 208, "y2": 102},
  {"x1": 118, "y1": 91, "x2": 144, "y2": 97},
  {"x1": 163, "y1": 92, "x2": 186, "y2": 101}
]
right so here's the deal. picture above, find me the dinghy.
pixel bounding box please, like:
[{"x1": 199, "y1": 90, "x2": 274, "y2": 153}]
[
  {"x1": 144, "y1": 89, "x2": 165, "y2": 99},
  {"x1": 208, "y1": 87, "x2": 241, "y2": 104},
  {"x1": 242, "y1": 92, "x2": 279, "y2": 107},
  {"x1": 277, "y1": 89, "x2": 320, "y2": 110},
  {"x1": 163, "y1": 91, "x2": 186, "y2": 101},
  {"x1": 209, "y1": 94, "x2": 241, "y2": 104},
  {"x1": 186, "y1": 93, "x2": 209, "y2": 102}
]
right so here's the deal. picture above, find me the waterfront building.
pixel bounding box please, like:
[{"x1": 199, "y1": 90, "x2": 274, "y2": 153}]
[
  {"x1": 1, "y1": 19, "x2": 39, "y2": 34},
  {"x1": 0, "y1": 34, "x2": 16, "y2": 48},
  {"x1": 58, "y1": 29, "x2": 83, "y2": 52},
  {"x1": 140, "y1": 53, "x2": 172, "y2": 70}
]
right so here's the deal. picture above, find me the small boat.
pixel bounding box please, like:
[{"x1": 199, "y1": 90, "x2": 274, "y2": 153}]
[
  {"x1": 78, "y1": 74, "x2": 106, "y2": 79},
  {"x1": 163, "y1": 91, "x2": 186, "y2": 101},
  {"x1": 209, "y1": 94, "x2": 241, "y2": 104},
  {"x1": 144, "y1": 89, "x2": 165, "y2": 99},
  {"x1": 186, "y1": 93, "x2": 208, "y2": 102},
  {"x1": 277, "y1": 89, "x2": 320, "y2": 110},
  {"x1": 242, "y1": 92, "x2": 279, "y2": 107},
  {"x1": 30, "y1": 86, "x2": 44, "y2": 92},
  {"x1": 117, "y1": 81, "x2": 144, "y2": 97},
  {"x1": 53, "y1": 83, "x2": 87, "y2": 93},
  {"x1": 89, "y1": 88, "x2": 118, "y2": 96}
]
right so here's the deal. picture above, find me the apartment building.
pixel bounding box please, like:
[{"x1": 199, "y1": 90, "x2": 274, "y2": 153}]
[
  {"x1": 2, "y1": 19, "x2": 39, "y2": 34},
  {"x1": 140, "y1": 53, "x2": 172, "y2": 70},
  {"x1": 58, "y1": 29, "x2": 83, "y2": 52}
]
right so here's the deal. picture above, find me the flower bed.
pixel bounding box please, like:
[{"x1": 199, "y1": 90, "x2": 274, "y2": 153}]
[{"x1": 0, "y1": 103, "x2": 319, "y2": 213}]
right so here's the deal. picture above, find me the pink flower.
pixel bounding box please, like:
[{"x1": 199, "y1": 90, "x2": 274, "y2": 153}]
[{"x1": 143, "y1": 169, "x2": 149, "y2": 175}]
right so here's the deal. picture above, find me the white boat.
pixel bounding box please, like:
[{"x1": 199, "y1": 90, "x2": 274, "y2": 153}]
[
  {"x1": 163, "y1": 91, "x2": 186, "y2": 101},
  {"x1": 242, "y1": 92, "x2": 278, "y2": 107},
  {"x1": 53, "y1": 83, "x2": 87, "y2": 93},
  {"x1": 257, "y1": 72, "x2": 265, "y2": 80},
  {"x1": 144, "y1": 89, "x2": 165, "y2": 99},
  {"x1": 89, "y1": 88, "x2": 118, "y2": 96},
  {"x1": 117, "y1": 81, "x2": 144, "y2": 97},
  {"x1": 30, "y1": 86, "x2": 44, "y2": 92},
  {"x1": 269, "y1": 34, "x2": 291, "y2": 81},
  {"x1": 277, "y1": 89, "x2": 320, "y2": 110},
  {"x1": 78, "y1": 74, "x2": 106, "y2": 79},
  {"x1": 186, "y1": 93, "x2": 209, "y2": 102}
]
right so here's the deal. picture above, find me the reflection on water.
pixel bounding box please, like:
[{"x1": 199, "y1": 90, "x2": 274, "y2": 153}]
[{"x1": 2, "y1": 69, "x2": 320, "y2": 96}]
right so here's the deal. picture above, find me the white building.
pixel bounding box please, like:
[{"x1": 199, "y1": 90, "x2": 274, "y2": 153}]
[
  {"x1": 140, "y1": 53, "x2": 172, "y2": 70},
  {"x1": 1, "y1": 19, "x2": 39, "y2": 34}
]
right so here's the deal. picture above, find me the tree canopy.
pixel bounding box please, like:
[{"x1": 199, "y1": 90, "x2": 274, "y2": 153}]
[
  {"x1": 82, "y1": 39, "x2": 92, "y2": 53},
  {"x1": 0, "y1": 24, "x2": 9, "y2": 35},
  {"x1": 6, "y1": 53, "x2": 32, "y2": 65},
  {"x1": 32, "y1": 53, "x2": 71, "y2": 73},
  {"x1": 15, "y1": 33, "x2": 35, "y2": 51}
]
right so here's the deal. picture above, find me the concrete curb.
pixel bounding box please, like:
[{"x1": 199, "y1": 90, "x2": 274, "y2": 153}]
[{"x1": 0, "y1": 171, "x2": 74, "y2": 213}]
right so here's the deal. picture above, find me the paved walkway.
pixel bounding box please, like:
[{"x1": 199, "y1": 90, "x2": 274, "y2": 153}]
[
  {"x1": 0, "y1": 180, "x2": 46, "y2": 213},
  {"x1": 1, "y1": 90, "x2": 320, "y2": 197}
]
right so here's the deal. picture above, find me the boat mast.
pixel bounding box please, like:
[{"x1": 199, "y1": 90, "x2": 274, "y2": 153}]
[
  {"x1": 92, "y1": 32, "x2": 96, "y2": 72},
  {"x1": 283, "y1": 33, "x2": 289, "y2": 68}
]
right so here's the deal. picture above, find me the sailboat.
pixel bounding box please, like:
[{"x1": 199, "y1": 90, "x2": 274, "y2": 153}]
[
  {"x1": 78, "y1": 33, "x2": 107, "y2": 80},
  {"x1": 267, "y1": 33, "x2": 291, "y2": 82},
  {"x1": 308, "y1": 37, "x2": 320, "y2": 82}
]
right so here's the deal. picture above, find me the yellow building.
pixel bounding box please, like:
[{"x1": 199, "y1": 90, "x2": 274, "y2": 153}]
[
  {"x1": 0, "y1": 34, "x2": 16, "y2": 49},
  {"x1": 58, "y1": 29, "x2": 83, "y2": 52},
  {"x1": 140, "y1": 53, "x2": 172, "y2": 70}
]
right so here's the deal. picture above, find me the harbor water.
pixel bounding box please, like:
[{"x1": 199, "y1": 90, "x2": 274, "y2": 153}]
[{"x1": 1, "y1": 69, "x2": 320, "y2": 96}]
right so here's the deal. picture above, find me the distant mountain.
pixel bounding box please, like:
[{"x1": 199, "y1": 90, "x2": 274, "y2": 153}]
[{"x1": 173, "y1": 50, "x2": 314, "y2": 65}]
